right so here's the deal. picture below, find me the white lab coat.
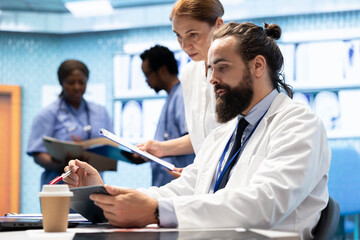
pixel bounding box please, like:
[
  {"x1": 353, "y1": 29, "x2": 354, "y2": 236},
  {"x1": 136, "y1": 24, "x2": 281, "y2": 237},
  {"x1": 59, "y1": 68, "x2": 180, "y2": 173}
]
[
  {"x1": 180, "y1": 60, "x2": 220, "y2": 154},
  {"x1": 144, "y1": 93, "x2": 331, "y2": 239}
]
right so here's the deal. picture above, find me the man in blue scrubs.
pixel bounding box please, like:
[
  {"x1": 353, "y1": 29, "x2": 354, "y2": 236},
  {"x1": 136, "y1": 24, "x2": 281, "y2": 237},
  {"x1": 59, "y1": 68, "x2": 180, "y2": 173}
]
[{"x1": 139, "y1": 45, "x2": 195, "y2": 186}]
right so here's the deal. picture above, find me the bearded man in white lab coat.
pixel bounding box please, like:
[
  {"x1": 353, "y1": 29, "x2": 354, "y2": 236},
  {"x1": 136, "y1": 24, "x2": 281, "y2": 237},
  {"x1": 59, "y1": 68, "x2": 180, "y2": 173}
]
[{"x1": 64, "y1": 22, "x2": 330, "y2": 240}]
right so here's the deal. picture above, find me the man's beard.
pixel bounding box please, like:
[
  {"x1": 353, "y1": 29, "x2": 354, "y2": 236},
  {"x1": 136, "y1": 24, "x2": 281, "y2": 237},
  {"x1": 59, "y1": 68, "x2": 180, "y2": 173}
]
[{"x1": 215, "y1": 68, "x2": 254, "y2": 123}]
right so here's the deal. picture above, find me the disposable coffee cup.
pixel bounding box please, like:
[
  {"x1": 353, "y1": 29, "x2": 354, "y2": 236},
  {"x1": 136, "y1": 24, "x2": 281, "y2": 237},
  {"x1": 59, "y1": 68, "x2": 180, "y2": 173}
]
[{"x1": 39, "y1": 184, "x2": 73, "y2": 232}]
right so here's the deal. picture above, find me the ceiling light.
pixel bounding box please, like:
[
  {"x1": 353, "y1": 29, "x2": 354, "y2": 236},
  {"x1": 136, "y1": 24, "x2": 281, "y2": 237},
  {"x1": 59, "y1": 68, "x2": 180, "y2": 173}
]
[{"x1": 65, "y1": 0, "x2": 114, "y2": 17}]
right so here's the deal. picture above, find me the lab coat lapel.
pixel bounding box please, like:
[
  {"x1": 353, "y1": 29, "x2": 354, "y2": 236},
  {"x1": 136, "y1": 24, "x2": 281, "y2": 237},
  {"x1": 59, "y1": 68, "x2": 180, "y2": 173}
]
[
  {"x1": 240, "y1": 116, "x2": 268, "y2": 163},
  {"x1": 194, "y1": 94, "x2": 287, "y2": 194},
  {"x1": 195, "y1": 118, "x2": 238, "y2": 194},
  {"x1": 238, "y1": 93, "x2": 284, "y2": 165}
]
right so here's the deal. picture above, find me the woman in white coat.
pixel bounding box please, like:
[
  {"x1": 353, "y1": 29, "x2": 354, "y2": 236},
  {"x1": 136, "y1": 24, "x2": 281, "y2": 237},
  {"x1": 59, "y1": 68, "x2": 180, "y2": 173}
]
[{"x1": 138, "y1": 0, "x2": 225, "y2": 176}]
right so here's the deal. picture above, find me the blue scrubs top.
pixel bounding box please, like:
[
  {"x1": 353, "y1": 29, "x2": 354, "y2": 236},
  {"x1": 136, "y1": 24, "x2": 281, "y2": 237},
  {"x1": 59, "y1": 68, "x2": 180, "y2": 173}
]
[
  {"x1": 152, "y1": 82, "x2": 195, "y2": 187},
  {"x1": 27, "y1": 98, "x2": 113, "y2": 187}
]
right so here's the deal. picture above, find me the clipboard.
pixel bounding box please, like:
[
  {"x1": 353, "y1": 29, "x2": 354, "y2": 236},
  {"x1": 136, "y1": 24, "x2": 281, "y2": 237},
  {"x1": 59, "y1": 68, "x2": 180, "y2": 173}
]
[{"x1": 99, "y1": 129, "x2": 175, "y2": 171}]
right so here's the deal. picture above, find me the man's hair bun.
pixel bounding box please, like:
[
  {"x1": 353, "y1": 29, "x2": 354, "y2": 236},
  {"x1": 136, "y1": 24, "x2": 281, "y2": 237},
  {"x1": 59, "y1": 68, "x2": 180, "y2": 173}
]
[{"x1": 264, "y1": 23, "x2": 281, "y2": 40}]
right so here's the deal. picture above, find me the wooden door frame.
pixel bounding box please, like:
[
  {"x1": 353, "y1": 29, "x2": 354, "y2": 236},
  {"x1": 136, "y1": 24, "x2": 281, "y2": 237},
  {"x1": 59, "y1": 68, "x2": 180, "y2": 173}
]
[{"x1": 0, "y1": 85, "x2": 21, "y2": 213}]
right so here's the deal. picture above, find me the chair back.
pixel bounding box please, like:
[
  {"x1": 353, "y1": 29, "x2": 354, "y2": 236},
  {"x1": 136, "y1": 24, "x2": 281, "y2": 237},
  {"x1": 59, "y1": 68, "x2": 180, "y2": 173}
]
[
  {"x1": 328, "y1": 146, "x2": 360, "y2": 215},
  {"x1": 313, "y1": 196, "x2": 340, "y2": 240}
]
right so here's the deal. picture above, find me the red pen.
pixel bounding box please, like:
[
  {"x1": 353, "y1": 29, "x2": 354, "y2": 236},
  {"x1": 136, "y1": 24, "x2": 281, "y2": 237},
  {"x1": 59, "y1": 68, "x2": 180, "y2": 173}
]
[{"x1": 49, "y1": 170, "x2": 72, "y2": 185}]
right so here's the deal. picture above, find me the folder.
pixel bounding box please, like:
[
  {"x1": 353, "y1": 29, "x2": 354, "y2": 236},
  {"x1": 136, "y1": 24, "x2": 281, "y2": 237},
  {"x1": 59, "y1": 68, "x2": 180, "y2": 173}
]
[{"x1": 43, "y1": 136, "x2": 134, "y2": 171}]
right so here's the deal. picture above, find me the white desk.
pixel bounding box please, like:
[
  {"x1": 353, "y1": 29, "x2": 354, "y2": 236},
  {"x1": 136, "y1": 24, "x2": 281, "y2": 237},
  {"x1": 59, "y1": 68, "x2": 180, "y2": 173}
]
[{"x1": 0, "y1": 226, "x2": 299, "y2": 240}]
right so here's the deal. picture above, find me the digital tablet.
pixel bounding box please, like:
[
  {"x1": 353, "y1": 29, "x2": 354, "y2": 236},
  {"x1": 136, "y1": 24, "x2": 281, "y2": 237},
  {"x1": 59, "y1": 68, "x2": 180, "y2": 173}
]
[
  {"x1": 70, "y1": 185, "x2": 110, "y2": 224},
  {"x1": 99, "y1": 128, "x2": 175, "y2": 171}
]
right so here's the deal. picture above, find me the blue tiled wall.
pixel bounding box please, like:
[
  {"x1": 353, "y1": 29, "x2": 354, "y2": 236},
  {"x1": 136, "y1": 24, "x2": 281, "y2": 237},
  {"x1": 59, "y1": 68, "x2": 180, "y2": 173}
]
[
  {"x1": 0, "y1": 26, "x2": 176, "y2": 213},
  {"x1": 1, "y1": 10, "x2": 360, "y2": 213}
]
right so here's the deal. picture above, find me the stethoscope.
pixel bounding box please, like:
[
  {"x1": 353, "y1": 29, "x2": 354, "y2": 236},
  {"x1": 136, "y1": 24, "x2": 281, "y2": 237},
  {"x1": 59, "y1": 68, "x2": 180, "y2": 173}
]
[
  {"x1": 58, "y1": 98, "x2": 92, "y2": 139},
  {"x1": 163, "y1": 82, "x2": 181, "y2": 140},
  {"x1": 163, "y1": 103, "x2": 170, "y2": 140}
]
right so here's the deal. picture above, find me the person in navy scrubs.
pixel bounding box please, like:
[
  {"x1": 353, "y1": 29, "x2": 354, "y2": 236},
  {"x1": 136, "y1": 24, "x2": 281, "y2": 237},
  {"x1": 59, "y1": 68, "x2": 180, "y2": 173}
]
[{"x1": 125, "y1": 45, "x2": 195, "y2": 187}]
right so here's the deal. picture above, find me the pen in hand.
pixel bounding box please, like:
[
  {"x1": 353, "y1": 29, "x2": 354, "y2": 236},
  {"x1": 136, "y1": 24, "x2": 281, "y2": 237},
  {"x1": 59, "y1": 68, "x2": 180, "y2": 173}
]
[{"x1": 49, "y1": 170, "x2": 72, "y2": 185}]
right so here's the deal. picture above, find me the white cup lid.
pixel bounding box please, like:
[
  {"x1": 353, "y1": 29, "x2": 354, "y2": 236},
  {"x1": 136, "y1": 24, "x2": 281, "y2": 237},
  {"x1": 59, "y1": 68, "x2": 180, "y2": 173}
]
[{"x1": 39, "y1": 184, "x2": 73, "y2": 197}]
